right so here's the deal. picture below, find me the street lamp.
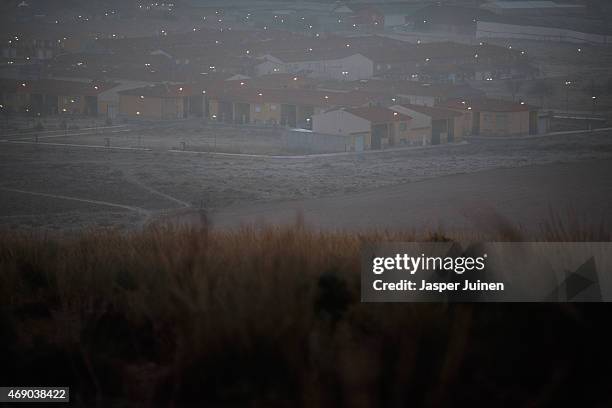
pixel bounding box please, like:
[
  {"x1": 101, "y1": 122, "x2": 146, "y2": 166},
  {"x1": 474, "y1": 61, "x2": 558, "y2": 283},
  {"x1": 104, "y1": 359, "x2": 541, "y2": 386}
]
[
  {"x1": 592, "y1": 96, "x2": 597, "y2": 115},
  {"x1": 564, "y1": 81, "x2": 572, "y2": 113}
]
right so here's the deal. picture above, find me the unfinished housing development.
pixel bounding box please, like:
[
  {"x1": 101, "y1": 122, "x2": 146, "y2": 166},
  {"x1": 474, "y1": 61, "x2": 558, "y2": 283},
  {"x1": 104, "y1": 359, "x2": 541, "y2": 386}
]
[
  {"x1": 312, "y1": 106, "x2": 412, "y2": 150},
  {"x1": 441, "y1": 98, "x2": 541, "y2": 136}
]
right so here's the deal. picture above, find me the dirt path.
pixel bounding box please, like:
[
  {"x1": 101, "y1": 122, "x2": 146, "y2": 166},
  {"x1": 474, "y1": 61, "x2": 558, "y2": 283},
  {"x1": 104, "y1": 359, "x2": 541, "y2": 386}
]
[{"x1": 0, "y1": 187, "x2": 150, "y2": 215}]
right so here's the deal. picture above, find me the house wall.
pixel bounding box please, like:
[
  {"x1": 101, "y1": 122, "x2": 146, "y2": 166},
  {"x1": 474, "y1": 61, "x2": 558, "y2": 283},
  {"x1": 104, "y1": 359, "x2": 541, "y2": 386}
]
[
  {"x1": 161, "y1": 97, "x2": 184, "y2": 119},
  {"x1": 390, "y1": 105, "x2": 432, "y2": 129},
  {"x1": 452, "y1": 115, "x2": 466, "y2": 142},
  {"x1": 312, "y1": 109, "x2": 371, "y2": 136},
  {"x1": 398, "y1": 94, "x2": 436, "y2": 107},
  {"x1": 208, "y1": 99, "x2": 283, "y2": 124},
  {"x1": 255, "y1": 60, "x2": 286, "y2": 76},
  {"x1": 208, "y1": 100, "x2": 219, "y2": 120},
  {"x1": 119, "y1": 94, "x2": 163, "y2": 118},
  {"x1": 392, "y1": 105, "x2": 466, "y2": 144},
  {"x1": 390, "y1": 120, "x2": 413, "y2": 146},
  {"x1": 0, "y1": 91, "x2": 29, "y2": 112},
  {"x1": 479, "y1": 110, "x2": 530, "y2": 136},
  {"x1": 98, "y1": 81, "x2": 149, "y2": 119},
  {"x1": 407, "y1": 126, "x2": 431, "y2": 145},
  {"x1": 250, "y1": 101, "x2": 281, "y2": 124},
  {"x1": 277, "y1": 54, "x2": 374, "y2": 81}
]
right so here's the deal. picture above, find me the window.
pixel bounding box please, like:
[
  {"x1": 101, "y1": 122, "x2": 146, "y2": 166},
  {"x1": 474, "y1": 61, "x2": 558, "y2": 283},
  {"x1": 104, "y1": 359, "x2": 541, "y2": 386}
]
[
  {"x1": 255, "y1": 104, "x2": 262, "y2": 113},
  {"x1": 399, "y1": 122, "x2": 407, "y2": 131},
  {"x1": 270, "y1": 104, "x2": 277, "y2": 111}
]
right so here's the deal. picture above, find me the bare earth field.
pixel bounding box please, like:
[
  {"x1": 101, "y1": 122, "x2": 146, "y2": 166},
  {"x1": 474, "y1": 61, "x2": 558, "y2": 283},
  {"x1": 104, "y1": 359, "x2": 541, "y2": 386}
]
[{"x1": 1, "y1": 127, "x2": 612, "y2": 232}]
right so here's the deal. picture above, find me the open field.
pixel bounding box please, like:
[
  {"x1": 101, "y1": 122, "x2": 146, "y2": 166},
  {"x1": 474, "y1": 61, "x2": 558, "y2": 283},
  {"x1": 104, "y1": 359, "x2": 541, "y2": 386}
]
[
  {"x1": 2, "y1": 126, "x2": 612, "y2": 232},
  {"x1": 210, "y1": 159, "x2": 612, "y2": 234}
]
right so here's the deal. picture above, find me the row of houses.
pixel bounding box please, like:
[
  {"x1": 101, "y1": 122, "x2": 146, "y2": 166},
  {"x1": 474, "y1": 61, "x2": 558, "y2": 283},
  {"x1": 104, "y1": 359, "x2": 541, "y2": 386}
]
[
  {"x1": 0, "y1": 75, "x2": 545, "y2": 150},
  {"x1": 310, "y1": 97, "x2": 542, "y2": 151},
  {"x1": 36, "y1": 27, "x2": 530, "y2": 84},
  {"x1": 0, "y1": 79, "x2": 118, "y2": 115}
]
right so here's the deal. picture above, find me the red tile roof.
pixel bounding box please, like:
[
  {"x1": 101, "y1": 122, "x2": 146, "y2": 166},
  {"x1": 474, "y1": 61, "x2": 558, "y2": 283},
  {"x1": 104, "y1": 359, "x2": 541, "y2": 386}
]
[
  {"x1": 266, "y1": 49, "x2": 364, "y2": 63},
  {"x1": 324, "y1": 79, "x2": 484, "y2": 99},
  {"x1": 394, "y1": 104, "x2": 463, "y2": 119},
  {"x1": 1, "y1": 79, "x2": 118, "y2": 96},
  {"x1": 441, "y1": 98, "x2": 536, "y2": 112},
  {"x1": 118, "y1": 84, "x2": 193, "y2": 98},
  {"x1": 209, "y1": 88, "x2": 387, "y2": 108},
  {"x1": 345, "y1": 107, "x2": 411, "y2": 123}
]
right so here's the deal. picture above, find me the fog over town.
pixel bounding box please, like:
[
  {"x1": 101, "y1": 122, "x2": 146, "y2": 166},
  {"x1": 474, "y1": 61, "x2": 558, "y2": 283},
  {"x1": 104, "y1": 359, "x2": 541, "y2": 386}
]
[
  {"x1": 1, "y1": 0, "x2": 612, "y2": 231},
  {"x1": 4, "y1": 1, "x2": 612, "y2": 406}
]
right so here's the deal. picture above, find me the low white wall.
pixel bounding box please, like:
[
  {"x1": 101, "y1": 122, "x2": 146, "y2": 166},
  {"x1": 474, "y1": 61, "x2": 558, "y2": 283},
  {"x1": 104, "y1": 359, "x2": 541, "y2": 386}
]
[{"x1": 477, "y1": 21, "x2": 612, "y2": 45}]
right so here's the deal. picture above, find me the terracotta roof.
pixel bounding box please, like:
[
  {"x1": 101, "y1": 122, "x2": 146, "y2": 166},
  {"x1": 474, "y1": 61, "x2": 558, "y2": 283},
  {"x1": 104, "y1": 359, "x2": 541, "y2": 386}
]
[
  {"x1": 266, "y1": 49, "x2": 365, "y2": 63},
  {"x1": 441, "y1": 98, "x2": 536, "y2": 112},
  {"x1": 394, "y1": 104, "x2": 463, "y2": 119},
  {"x1": 209, "y1": 88, "x2": 386, "y2": 108},
  {"x1": 326, "y1": 79, "x2": 484, "y2": 99},
  {"x1": 118, "y1": 84, "x2": 194, "y2": 98},
  {"x1": 345, "y1": 107, "x2": 411, "y2": 123},
  {"x1": 1, "y1": 79, "x2": 118, "y2": 95}
]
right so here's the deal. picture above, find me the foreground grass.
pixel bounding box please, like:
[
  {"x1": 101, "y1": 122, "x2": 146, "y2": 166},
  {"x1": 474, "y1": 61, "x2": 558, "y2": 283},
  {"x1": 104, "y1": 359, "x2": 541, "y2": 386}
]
[{"x1": 0, "y1": 220, "x2": 611, "y2": 407}]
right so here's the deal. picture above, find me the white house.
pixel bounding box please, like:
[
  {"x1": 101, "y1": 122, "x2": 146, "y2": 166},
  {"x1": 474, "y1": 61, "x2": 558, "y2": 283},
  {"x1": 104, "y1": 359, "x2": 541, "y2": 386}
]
[
  {"x1": 313, "y1": 106, "x2": 412, "y2": 150},
  {"x1": 390, "y1": 104, "x2": 467, "y2": 145}
]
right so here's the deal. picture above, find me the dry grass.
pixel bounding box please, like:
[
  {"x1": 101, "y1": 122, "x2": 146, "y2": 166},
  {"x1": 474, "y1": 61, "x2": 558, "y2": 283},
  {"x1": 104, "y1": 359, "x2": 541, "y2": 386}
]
[{"x1": 0, "y1": 219, "x2": 611, "y2": 407}]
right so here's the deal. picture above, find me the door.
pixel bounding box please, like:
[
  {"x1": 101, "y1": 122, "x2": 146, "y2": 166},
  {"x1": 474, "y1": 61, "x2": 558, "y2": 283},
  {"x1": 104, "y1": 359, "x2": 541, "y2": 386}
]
[
  {"x1": 281, "y1": 104, "x2": 297, "y2": 127},
  {"x1": 529, "y1": 111, "x2": 538, "y2": 135},
  {"x1": 234, "y1": 103, "x2": 250, "y2": 124},
  {"x1": 472, "y1": 112, "x2": 480, "y2": 135},
  {"x1": 371, "y1": 124, "x2": 387, "y2": 150},
  {"x1": 85, "y1": 96, "x2": 98, "y2": 116},
  {"x1": 354, "y1": 134, "x2": 364, "y2": 152},
  {"x1": 431, "y1": 119, "x2": 448, "y2": 145}
]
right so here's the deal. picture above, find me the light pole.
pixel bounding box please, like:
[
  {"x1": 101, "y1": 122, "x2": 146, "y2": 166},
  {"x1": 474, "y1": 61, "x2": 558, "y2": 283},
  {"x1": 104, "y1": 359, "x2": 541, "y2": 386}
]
[
  {"x1": 592, "y1": 96, "x2": 597, "y2": 116},
  {"x1": 564, "y1": 81, "x2": 572, "y2": 114}
]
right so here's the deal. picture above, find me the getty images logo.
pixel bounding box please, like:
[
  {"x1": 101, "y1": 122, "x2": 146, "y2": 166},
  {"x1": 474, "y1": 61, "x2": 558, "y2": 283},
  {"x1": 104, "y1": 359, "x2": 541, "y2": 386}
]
[{"x1": 372, "y1": 253, "x2": 488, "y2": 275}]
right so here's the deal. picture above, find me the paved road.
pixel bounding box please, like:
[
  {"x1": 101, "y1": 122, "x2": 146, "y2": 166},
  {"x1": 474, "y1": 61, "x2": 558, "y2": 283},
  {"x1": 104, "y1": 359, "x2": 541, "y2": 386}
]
[{"x1": 210, "y1": 159, "x2": 612, "y2": 234}]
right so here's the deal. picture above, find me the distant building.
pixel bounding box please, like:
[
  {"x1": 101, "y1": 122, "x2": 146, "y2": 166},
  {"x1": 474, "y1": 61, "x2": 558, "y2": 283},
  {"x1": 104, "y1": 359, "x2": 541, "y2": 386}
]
[
  {"x1": 118, "y1": 84, "x2": 199, "y2": 120},
  {"x1": 441, "y1": 98, "x2": 540, "y2": 136},
  {"x1": 254, "y1": 52, "x2": 374, "y2": 81},
  {"x1": 0, "y1": 79, "x2": 118, "y2": 116},
  {"x1": 390, "y1": 104, "x2": 468, "y2": 145},
  {"x1": 481, "y1": 1, "x2": 586, "y2": 16},
  {"x1": 477, "y1": 20, "x2": 612, "y2": 45},
  {"x1": 312, "y1": 106, "x2": 412, "y2": 150},
  {"x1": 206, "y1": 88, "x2": 385, "y2": 128},
  {"x1": 325, "y1": 79, "x2": 485, "y2": 107},
  {"x1": 407, "y1": 5, "x2": 497, "y2": 35}
]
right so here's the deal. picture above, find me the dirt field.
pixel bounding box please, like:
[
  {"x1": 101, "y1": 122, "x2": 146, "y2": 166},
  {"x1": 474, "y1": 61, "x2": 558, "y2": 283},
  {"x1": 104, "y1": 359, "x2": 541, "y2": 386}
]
[
  {"x1": 2, "y1": 125, "x2": 612, "y2": 232},
  {"x1": 210, "y1": 159, "x2": 612, "y2": 234}
]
